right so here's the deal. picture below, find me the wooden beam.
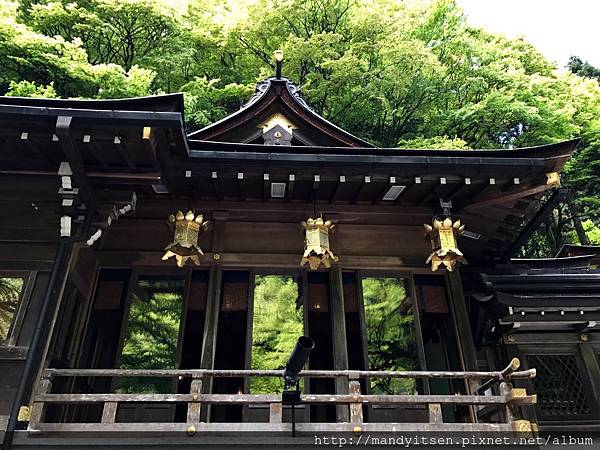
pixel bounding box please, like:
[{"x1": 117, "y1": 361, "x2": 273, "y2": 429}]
[
  {"x1": 44, "y1": 366, "x2": 535, "y2": 380},
  {"x1": 141, "y1": 126, "x2": 160, "y2": 169},
  {"x1": 500, "y1": 188, "x2": 565, "y2": 262},
  {"x1": 23, "y1": 134, "x2": 55, "y2": 166},
  {"x1": 55, "y1": 116, "x2": 93, "y2": 204},
  {"x1": 29, "y1": 421, "x2": 519, "y2": 434},
  {"x1": 211, "y1": 171, "x2": 223, "y2": 201},
  {"x1": 464, "y1": 182, "x2": 551, "y2": 211},
  {"x1": 113, "y1": 136, "x2": 137, "y2": 169},
  {"x1": 394, "y1": 178, "x2": 419, "y2": 205},
  {"x1": 330, "y1": 175, "x2": 346, "y2": 203},
  {"x1": 352, "y1": 176, "x2": 370, "y2": 204},
  {"x1": 96, "y1": 251, "x2": 412, "y2": 270},
  {"x1": 81, "y1": 136, "x2": 109, "y2": 168},
  {"x1": 263, "y1": 173, "x2": 270, "y2": 201},
  {"x1": 310, "y1": 174, "x2": 320, "y2": 202},
  {"x1": 374, "y1": 176, "x2": 395, "y2": 205},
  {"x1": 286, "y1": 174, "x2": 295, "y2": 201},
  {"x1": 237, "y1": 172, "x2": 246, "y2": 200}
]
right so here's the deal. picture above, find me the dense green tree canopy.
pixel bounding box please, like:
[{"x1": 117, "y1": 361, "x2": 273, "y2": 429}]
[
  {"x1": 0, "y1": 277, "x2": 23, "y2": 343},
  {"x1": 1, "y1": 0, "x2": 599, "y2": 253}
]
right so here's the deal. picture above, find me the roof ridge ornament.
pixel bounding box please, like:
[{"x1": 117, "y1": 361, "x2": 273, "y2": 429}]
[
  {"x1": 241, "y1": 49, "x2": 314, "y2": 112},
  {"x1": 274, "y1": 49, "x2": 283, "y2": 79}
]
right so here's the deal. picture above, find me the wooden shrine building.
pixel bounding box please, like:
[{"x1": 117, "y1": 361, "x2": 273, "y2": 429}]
[{"x1": 0, "y1": 65, "x2": 599, "y2": 448}]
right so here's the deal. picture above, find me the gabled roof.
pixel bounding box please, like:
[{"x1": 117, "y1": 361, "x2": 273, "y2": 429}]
[{"x1": 188, "y1": 77, "x2": 373, "y2": 147}]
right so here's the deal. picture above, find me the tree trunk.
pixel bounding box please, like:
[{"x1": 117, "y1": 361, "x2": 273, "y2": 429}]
[{"x1": 567, "y1": 199, "x2": 590, "y2": 245}]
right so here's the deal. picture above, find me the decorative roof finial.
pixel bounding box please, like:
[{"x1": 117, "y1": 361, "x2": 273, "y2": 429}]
[{"x1": 274, "y1": 50, "x2": 283, "y2": 79}]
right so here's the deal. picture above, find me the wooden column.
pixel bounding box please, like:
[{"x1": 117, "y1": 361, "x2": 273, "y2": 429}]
[
  {"x1": 198, "y1": 213, "x2": 226, "y2": 421},
  {"x1": 446, "y1": 269, "x2": 478, "y2": 422},
  {"x1": 329, "y1": 264, "x2": 349, "y2": 422},
  {"x1": 198, "y1": 264, "x2": 222, "y2": 422},
  {"x1": 579, "y1": 343, "x2": 600, "y2": 412}
]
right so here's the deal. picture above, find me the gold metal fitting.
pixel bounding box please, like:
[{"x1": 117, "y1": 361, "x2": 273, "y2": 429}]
[
  {"x1": 546, "y1": 172, "x2": 561, "y2": 187},
  {"x1": 187, "y1": 425, "x2": 196, "y2": 436},
  {"x1": 510, "y1": 357, "x2": 520, "y2": 371},
  {"x1": 512, "y1": 388, "x2": 527, "y2": 398},
  {"x1": 17, "y1": 406, "x2": 30, "y2": 422},
  {"x1": 300, "y1": 217, "x2": 337, "y2": 270},
  {"x1": 423, "y1": 217, "x2": 466, "y2": 271},
  {"x1": 580, "y1": 333, "x2": 590, "y2": 342},
  {"x1": 353, "y1": 426, "x2": 362, "y2": 435},
  {"x1": 514, "y1": 420, "x2": 535, "y2": 434},
  {"x1": 162, "y1": 211, "x2": 209, "y2": 267},
  {"x1": 192, "y1": 394, "x2": 198, "y2": 401},
  {"x1": 213, "y1": 253, "x2": 221, "y2": 261},
  {"x1": 506, "y1": 335, "x2": 515, "y2": 343},
  {"x1": 529, "y1": 368, "x2": 537, "y2": 378}
]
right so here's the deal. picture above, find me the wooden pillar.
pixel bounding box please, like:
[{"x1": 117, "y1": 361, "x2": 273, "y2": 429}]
[
  {"x1": 199, "y1": 264, "x2": 222, "y2": 422},
  {"x1": 446, "y1": 269, "x2": 478, "y2": 421},
  {"x1": 329, "y1": 264, "x2": 349, "y2": 422},
  {"x1": 198, "y1": 213, "x2": 227, "y2": 421},
  {"x1": 579, "y1": 343, "x2": 600, "y2": 409}
]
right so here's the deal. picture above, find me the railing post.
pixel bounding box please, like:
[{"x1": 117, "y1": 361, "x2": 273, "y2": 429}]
[
  {"x1": 349, "y1": 380, "x2": 362, "y2": 424},
  {"x1": 499, "y1": 381, "x2": 515, "y2": 425},
  {"x1": 29, "y1": 377, "x2": 52, "y2": 428},
  {"x1": 101, "y1": 402, "x2": 118, "y2": 424},
  {"x1": 187, "y1": 378, "x2": 203, "y2": 423},
  {"x1": 428, "y1": 403, "x2": 443, "y2": 424},
  {"x1": 269, "y1": 403, "x2": 283, "y2": 423}
]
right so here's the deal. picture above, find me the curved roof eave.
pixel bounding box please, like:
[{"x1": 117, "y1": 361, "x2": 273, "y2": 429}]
[
  {"x1": 187, "y1": 77, "x2": 374, "y2": 147},
  {"x1": 0, "y1": 93, "x2": 186, "y2": 115},
  {"x1": 187, "y1": 137, "x2": 579, "y2": 159}
]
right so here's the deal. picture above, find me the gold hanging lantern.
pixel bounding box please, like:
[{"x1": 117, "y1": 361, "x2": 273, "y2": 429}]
[
  {"x1": 423, "y1": 217, "x2": 467, "y2": 272},
  {"x1": 162, "y1": 210, "x2": 209, "y2": 267},
  {"x1": 300, "y1": 217, "x2": 337, "y2": 270}
]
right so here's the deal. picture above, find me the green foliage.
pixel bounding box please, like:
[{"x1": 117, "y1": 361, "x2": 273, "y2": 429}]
[
  {"x1": 117, "y1": 278, "x2": 183, "y2": 394},
  {"x1": 92, "y1": 64, "x2": 155, "y2": 99},
  {"x1": 568, "y1": 56, "x2": 600, "y2": 84},
  {"x1": 22, "y1": 0, "x2": 178, "y2": 70},
  {"x1": 6, "y1": 80, "x2": 57, "y2": 97},
  {"x1": 0, "y1": 6, "x2": 95, "y2": 96},
  {"x1": 362, "y1": 278, "x2": 417, "y2": 395},
  {"x1": 181, "y1": 77, "x2": 252, "y2": 130},
  {"x1": 397, "y1": 136, "x2": 470, "y2": 150},
  {"x1": 0, "y1": 277, "x2": 24, "y2": 343},
  {"x1": 251, "y1": 275, "x2": 303, "y2": 393}
]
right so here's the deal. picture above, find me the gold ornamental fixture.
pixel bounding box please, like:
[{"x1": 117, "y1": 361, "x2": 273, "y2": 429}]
[
  {"x1": 546, "y1": 171, "x2": 561, "y2": 188},
  {"x1": 162, "y1": 211, "x2": 209, "y2": 267},
  {"x1": 423, "y1": 217, "x2": 467, "y2": 272},
  {"x1": 300, "y1": 217, "x2": 337, "y2": 271}
]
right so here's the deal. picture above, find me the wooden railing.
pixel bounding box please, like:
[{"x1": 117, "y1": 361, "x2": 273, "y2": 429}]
[{"x1": 28, "y1": 359, "x2": 537, "y2": 434}]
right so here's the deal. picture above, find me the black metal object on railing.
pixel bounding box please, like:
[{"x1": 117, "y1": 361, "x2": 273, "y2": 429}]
[
  {"x1": 282, "y1": 336, "x2": 314, "y2": 437},
  {"x1": 284, "y1": 336, "x2": 315, "y2": 389}
]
